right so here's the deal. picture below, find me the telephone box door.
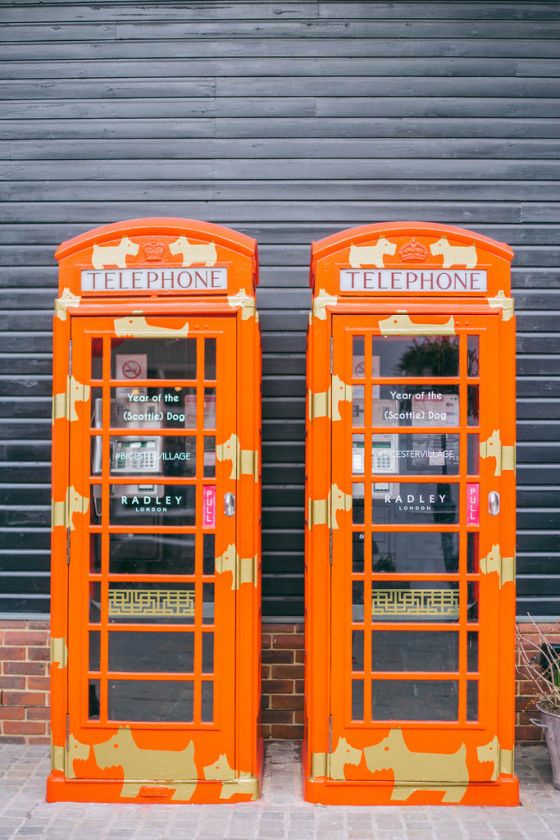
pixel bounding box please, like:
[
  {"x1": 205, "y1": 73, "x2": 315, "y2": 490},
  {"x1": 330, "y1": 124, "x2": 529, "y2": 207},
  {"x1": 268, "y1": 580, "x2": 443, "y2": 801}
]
[
  {"x1": 330, "y1": 313, "x2": 505, "y2": 794},
  {"x1": 67, "y1": 314, "x2": 237, "y2": 788}
]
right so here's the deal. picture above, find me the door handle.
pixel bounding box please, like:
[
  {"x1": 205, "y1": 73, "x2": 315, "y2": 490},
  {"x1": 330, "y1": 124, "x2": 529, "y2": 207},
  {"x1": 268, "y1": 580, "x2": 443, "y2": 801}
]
[
  {"x1": 488, "y1": 491, "x2": 500, "y2": 516},
  {"x1": 224, "y1": 492, "x2": 236, "y2": 517}
]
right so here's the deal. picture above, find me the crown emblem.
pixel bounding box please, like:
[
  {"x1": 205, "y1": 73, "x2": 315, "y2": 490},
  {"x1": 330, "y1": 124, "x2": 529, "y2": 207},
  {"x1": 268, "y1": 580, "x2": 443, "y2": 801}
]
[
  {"x1": 142, "y1": 240, "x2": 166, "y2": 262},
  {"x1": 398, "y1": 238, "x2": 429, "y2": 263}
]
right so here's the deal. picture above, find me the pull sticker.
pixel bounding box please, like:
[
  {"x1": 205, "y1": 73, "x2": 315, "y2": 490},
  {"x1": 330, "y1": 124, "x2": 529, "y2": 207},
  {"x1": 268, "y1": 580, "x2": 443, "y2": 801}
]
[
  {"x1": 203, "y1": 485, "x2": 216, "y2": 528},
  {"x1": 466, "y1": 483, "x2": 480, "y2": 526}
]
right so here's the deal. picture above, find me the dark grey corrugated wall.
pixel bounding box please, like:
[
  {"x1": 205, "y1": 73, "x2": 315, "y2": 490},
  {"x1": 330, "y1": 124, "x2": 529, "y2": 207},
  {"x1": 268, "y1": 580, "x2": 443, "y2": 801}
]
[{"x1": 0, "y1": 1, "x2": 559, "y2": 619}]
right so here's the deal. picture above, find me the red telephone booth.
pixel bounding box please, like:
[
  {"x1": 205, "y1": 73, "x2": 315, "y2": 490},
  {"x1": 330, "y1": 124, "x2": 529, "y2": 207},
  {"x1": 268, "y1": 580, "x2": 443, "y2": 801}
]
[
  {"x1": 48, "y1": 218, "x2": 261, "y2": 804},
  {"x1": 304, "y1": 222, "x2": 518, "y2": 806}
]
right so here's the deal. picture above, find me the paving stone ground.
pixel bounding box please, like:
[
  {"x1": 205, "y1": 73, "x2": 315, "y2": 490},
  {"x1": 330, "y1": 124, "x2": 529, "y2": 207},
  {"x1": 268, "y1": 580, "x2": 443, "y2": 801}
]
[{"x1": 0, "y1": 741, "x2": 558, "y2": 840}]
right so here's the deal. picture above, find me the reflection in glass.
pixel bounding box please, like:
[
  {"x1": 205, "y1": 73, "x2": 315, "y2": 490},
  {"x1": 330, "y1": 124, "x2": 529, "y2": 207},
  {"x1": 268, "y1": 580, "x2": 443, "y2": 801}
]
[
  {"x1": 205, "y1": 339, "x2": 216, "y2": 380},
  {"x1": 372, "y1": 336, "x2": 459, "y2": 378},
  {"x1": 468, "y1": 385, "x2": 479, "y2": 426},
  {"x1": 109, "y1": 436, "x2": 196, "y2": 478},
  {"x1": 184, "y1": 388, "x2": 197, "y2": 428},
  {"x1": 109, "y1": 533, "x2": 195, "y2": 576},
  {"x1": 352, "y1": 581, "x2": 364, "y2": 622},
  {"x1": 108, "y1": 680, "x2": 194, "y2": 722},
  {"x1": 88, "y1": 680, "x2": 100, "y2": 720},
  {"x1": 375, "y1": 385, "x2": 460, "y2": 428},
  {"x1": 111, "y1": 338, "x2": 197, "y2": 380},
  {"x1": 352, "y1": 680, "x2": 364, "y2": 721},
  {"x1": 108, "y1": 387, "x2": 198, "y2": 430},
  {"x1": 467, "y1": 533, "x2": 479, "y2": 574},
  {"x1": 352, "y1": 385, "x2": 364, "y2": 427},
  {"x1": 467, "y1": 680, "x2": 478, "y2": 721},
  {"x1": 203, "y1": 583, "x2": 214, "y2": 624},
  {"x1": 372, "y1": 433, "x2": 459, "y2": 475},
  {"x1": 352, "y1": 483, "x2": 364, "y2": 524},
  {"x1": 467, "y1": 583, "x2": 479, "y2": 623},
  {"x1": 204, "y1": 388, "x2": 216, "y2": 428},
  {"x1": 202, "y1": 682, "x2": 214, "y2": 722},
  {"x1": 467, "y1": 336, "x2": 479, "y2": 377},
  {"x1": 352, "y1": 630, "x2": 364, "y2": 671},
  {"x1": 372, "y1": 679, "x2": 458, "y2": 721},
  {"x1": 352, "y1": 434, "x2": 364, "y2": 474},
  {"x1": 108, "y1": 484, "x2": 196, "y2": 526},
  {"x1": 352, "y1": 532, "x2": 364, "y2": 573},
  {"x1": 108, "y1": 583, "x2": 195, "y2": 625},
  {"x1": 202, "y1": 633, "x2": 214, "y2": 674},
  {"x1": 372, "y1": 631, "x2": 458, "y2": 672},
  {"x1": 90, "y1": 582, "x2": 101, "y2": 624},
  {"x1": 91, "y1": 341, "x2": 103, "y2": 380},
  {"x1": 204, "y1": 436, "x2": 216, "y2": 477},
  {"x1": 89, "y1": 631, "x2": 100, "y2": 672},
  {"x1": 372, "y1": 531, "x2": 458, "y2": 574},
  {"x1": 372, "y1": 582, "x2": 459, "y2": 623},
  {"x1": 352, "y1": 336, "x2": 365, "y2": 378},
  {"x1": 91, "y1": 533, "x2": 102, "y2": 573},
  {"x1": 468, "y1": 632, "x2": 478, "y2": 672},
  {"x1": 108, "y1": 631, "x2": 194, "y2": 673},
  {"x1": 372, "y1": 482, "x2": 459, "y2": 525},
  {"x1": 468, "y1": 435, "x2": 479, "y2": 474},
  {"x1": 203, "y1": 533, "x2": 215, "y2": 576}
]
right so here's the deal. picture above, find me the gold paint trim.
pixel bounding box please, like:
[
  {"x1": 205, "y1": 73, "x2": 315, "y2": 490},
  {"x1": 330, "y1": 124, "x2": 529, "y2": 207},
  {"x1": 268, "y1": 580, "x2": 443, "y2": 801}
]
[
  {"x1": 217, "y1": 434, "x2": 258, "y2": 481},
  {"x1": 329, "y1": 483, "x2": 352, "y2": 529},
  {"x1": 308, "y1": 389, "x2": 329, "y2": 421},
  {"x1": 240, "y1": 447, "x2": 259, "y2": 480},
  {"x1": 308, "y1": 498, "x2": 328, "y2": 529},
  {"x1": 50, "y1": 637, "x2": 68, "y2": 669},
  {"x1": 51, "y1": 743, "x2": 65, "y2": 773},
  {"x1": 310, "y1": 752, "x2": 327, "y2": 779},
  {"x1": 228, "y1": 288, "x2": 255, "y2": 320},
  {"x1": 114, "y1": 316, "x2": 189, "y2": 338},
  {"x1": 328, "y1": 737, "x2": 362, "y2": 781},
  {"x1": 378, "y1": 313, "x2": 455, "y2": 336},
  {"x1": 52, "y1": 486, "x2": 89, "y2": 530},
  {"x1": 500, "y1": 748, "x2": 514, "y2": 775},
  {"x1": 331, "y1": 375, "x2": 352, "y2": 422},
  {"x1": 313, "y1": 289, "x2": 338, "y2": 320},
  {"x1": 215, "y1": 544, "x2": 257, "y2": 588},
  {"x1": 477, "y1": 735, "x2": 500, "y2": 782},
  {"x1": 488, "y1": 290, "x2": 514, "y2": 322},
  {"x1": 220, "y1": 774, "x2": 259, "y2": 800},
  {"x1": 53, "y1": 375, "x2": 90, "y2": 423},
  {"x1": 203, "y1": 753, "x2": 235, "y2": 782},
  {"x1": 480, "y1": 430, "x2": 515, "y2": 476},
  {"x1": 239, "y1": 556, "x2": 257, "y2": 587},
  {"x1": 480, "y1": 545, "x2": 515, "y2": 587},
  {"x1": 55, "y1": 288, "x2": 81, "y2": 320}
]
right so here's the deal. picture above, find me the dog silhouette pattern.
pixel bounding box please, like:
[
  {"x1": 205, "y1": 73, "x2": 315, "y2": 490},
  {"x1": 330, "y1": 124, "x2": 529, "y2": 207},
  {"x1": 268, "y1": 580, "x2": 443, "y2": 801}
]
[
  {"x1": 349, "y1": 237, "x2": 396, "y2": 268},
  {"x1": 91, "y1": 238, "x2": 139, "y2": 269},
  {"x1": 169, "y1": 237, "x2": 218, "y2": 267},
  {"x1": 430, "y1": 237, "x2": 478, "y2": 268}
]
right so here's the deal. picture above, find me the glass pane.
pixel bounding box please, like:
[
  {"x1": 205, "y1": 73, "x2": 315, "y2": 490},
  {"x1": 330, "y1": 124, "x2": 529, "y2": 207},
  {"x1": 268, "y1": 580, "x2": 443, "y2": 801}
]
[
  {"x1": 467, "y1": 533, "x2": 479, "y2": 574},
  {"x1": 91, "y1": 533, "x2": 102, "y2": 573},
  {"x1": 108, "y1": 680, "x2": 193, "y2": 722},
  {"x1": 372, "y1": 482, "x2": 459, "y2": 525},
  {"x1": 374, "y1": 386, "x2": 460, "y2": 428},
  {"x1": 204, "y1": 436, "x2": 216, "y2": 477},
  {"x1": 202, "y1": 682, "x2": 214, "y2": 722},
  {"x1": 352, "y1": 336, "x2": 365, "y2": 378},
  {"x1": 109, "y1": 436, "x2": 196, "y2": 478},
  {"x1": 352, "y1": 581, "x2": 364, "y2": 622},
  {"x1": 372, "y1": 679, "x2": 458, "y2": 721},
  {"x1": 372, "y1": 336, "x2": 459, "y2": 377},
  {"x1": 108, "y1": 583, "x2": 195, "y2": 625},
  {"x1": 468, "y1": 435, "x2": 479, "y2": 474},
  {"x1": 108, "y1": 631, "x2": 194, "y2": 673},
  {"x1": 203, "y1": 583, "x2": 214, "y2": 624},
  {"x1": 90, "y1": 390, "x2": 102, "y2": 426},
  {"x1": 352, "y1": 680, "x2": 364, "y2": 721},
  {"x1": 373, "y1": 531, "x2": 459, "y2": 574},
  {"x1": 468, "y1": 632, "x2": 479, "y2": 673},
  {"x1": 205, "y1": 339, "x2": 216, "y2": 380},
  {"x1": 352, "y1": 532, "x2": 364, "y2": 573},
  {"x1": 352, "y1": 630, "x2": 364, "y2": 671},
  {"x1": 90, "y1": 582, "x2": 101, "y2": 624},
  {"x1": 467, "y1": 583, "x2": 479, "y2": 623},
  {"x1": 352, "y1": 434, "x2": 364, "y2": 474},
  {"x1": 203, "y1": 534, "x2": 215, "y2": 575},
  {"x1": 467, "y1": 336, "x2": 479, "y2": 376},
  {"x1": 202, "y1": 633, "x2": 214, "y2": 674},
  {"x1": 88, "y1": 680, "x2": 100, "y2": 720},
  {"x1": 468, "y1": 385, "x2": 479, "y2": 426},
  {"x1": 352, "y1": 385, "x2": 364, "y2": 427},
  {"x1": 467, "y1": 681, "x2": 478, "y2": 721},
  {"x1": 89, "y1": 632, "x2": 100, "y2": 672},
  {"x1": 204, "y1": 388, "x2": 216, "y2": 428},
  {"x1": 91, "y1": 342, "x2": 103, "y2": 380},
  {"x1": 352, "y1": 483, "x2": 364, "y2": 524},
  {"x1": 107, "y1": 484, "x2": 195, "y2": 526},
  {"x1": 111, "y1": 338, "x2": 197, "y2": 380},
  {"x1": 109, "y1": 534, "x2": 195, "y2": 576},
  {"x1": 372, "y1": 433, "x2": 459, "y2": 475},
  {"x1": 372, "y1": 582, "x2": 460, "y2": 623},
  {"x1": 109, "y1": 387, "x2": 198, "y2": 429},
  {"x1": 372, "y1": 631, "x2": 458, "y2": 672}
]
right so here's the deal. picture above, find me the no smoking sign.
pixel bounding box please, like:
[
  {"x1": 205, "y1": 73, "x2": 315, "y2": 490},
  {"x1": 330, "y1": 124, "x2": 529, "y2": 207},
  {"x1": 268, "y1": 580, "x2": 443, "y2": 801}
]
[{"x1": 116, "y1": 354, "x2": 147, "y2": 381}]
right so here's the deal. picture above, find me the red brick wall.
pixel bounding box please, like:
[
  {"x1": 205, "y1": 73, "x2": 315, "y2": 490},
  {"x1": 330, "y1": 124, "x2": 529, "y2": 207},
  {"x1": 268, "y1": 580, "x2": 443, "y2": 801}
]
[
  {"x1": 0, "y1": 619, "x2": 558, "y2": 744},
  {"x1": 0, "y1": 620, "x2": 50, "y2": 743},
  {"x1": 516, "y1": 622, "x2": 560, "y2": 743}
]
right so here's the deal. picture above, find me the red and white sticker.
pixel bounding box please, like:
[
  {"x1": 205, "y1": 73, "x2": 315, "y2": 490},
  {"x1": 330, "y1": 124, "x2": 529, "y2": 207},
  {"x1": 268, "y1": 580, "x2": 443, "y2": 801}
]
[
  {"x1": 466, "y1": 483, "x2": 480, "y2": 526},
  {"x1": 203, "y1": 485, "x2": 216, "y2": 528}
]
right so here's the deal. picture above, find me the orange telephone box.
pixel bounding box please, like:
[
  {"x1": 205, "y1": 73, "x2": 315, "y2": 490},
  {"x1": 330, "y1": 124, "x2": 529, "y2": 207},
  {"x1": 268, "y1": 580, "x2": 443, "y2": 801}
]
[
  {"x1": 304, "y1": 222, "x2": 518, "y2": 806},
  {"x1": 48, "y1": 218, "x2": 262, "y2": 804}
]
